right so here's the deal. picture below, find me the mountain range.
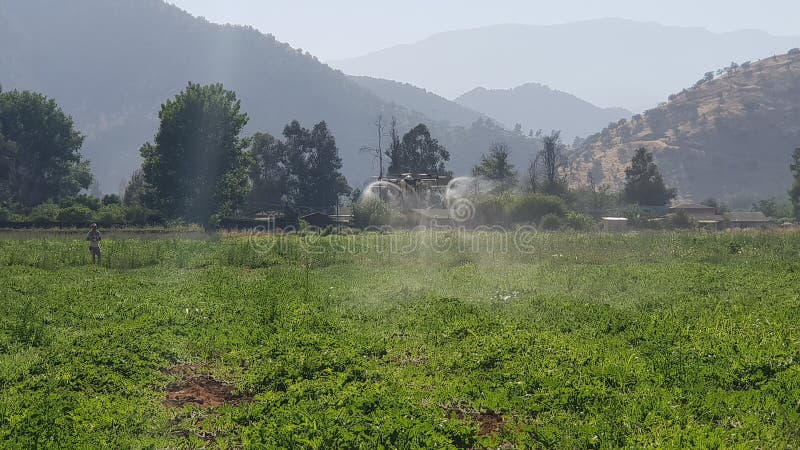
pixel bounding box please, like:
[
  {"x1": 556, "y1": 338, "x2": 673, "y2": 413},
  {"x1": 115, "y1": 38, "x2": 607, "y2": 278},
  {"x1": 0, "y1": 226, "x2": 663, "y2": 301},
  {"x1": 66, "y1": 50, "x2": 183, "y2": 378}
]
[
  {"x1": 455, "y1": 83, "x2": 632, "y2": 142},
  {"x1": 0, "y1": 0, "x2": 541, "y2": 192},
  {"x1": 332, "y1": 20, "x2": 800, "y2": 111},
  {"x1": 570, "y1": 52, "x2": 800, "y2": 200}
]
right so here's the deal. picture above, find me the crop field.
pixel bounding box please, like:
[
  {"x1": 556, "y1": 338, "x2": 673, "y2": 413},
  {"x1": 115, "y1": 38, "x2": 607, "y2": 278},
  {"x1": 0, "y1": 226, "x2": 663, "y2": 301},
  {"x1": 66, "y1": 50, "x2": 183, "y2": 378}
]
[{"x1": 1, "y1": 230, "x2": 800, "y2": 448}]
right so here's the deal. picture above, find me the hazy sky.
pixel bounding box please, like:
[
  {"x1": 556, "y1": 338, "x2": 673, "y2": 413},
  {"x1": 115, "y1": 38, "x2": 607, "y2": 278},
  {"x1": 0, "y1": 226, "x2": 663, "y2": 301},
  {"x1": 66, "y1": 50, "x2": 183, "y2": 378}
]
[{"x1": 168, "y1": 0, "x2": 800, "y2": 60}]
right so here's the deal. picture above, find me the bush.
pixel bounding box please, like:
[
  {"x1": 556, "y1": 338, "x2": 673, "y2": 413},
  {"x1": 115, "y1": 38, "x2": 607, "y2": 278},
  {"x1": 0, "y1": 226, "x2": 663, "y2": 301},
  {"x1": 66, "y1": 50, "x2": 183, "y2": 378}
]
[
  {"x1": 564, "y1": 212, "x2": 595, "y2": 231},
  {"x1": 29, "y1": 202, "x2": 61, "y2": 223},
  {"x1": 101, "y1": 194, "x2": 122, "y2": 205},
  {"x1": 508, "y1": 194, "x2": 566, "y2": 224},
  {"x1": 540, "y1": 213, "x2": 563, "y2": 231},
  {"x1": 94, "y1": 204, "x2": 126, "y2": 225},
  {"x1": 474, "y1": 195, "x2": 512, "y2": 226},
  {"x1": 0, "y1": 207, "x2": 11, "y2": 222},
  {"x1": 124, "y1": 204, "x2": 161, "y2": 225},
  {"x1": 57, "y1": 205, "x2": 93, "y2": 223},
  {"x1": 59, "y1": 194, "x2": 101, "y2": 211},
  {"x1": 352, "y1": 199, "x2": 402, "y2": 228},
  {"x1": 670, "y1": 211, "x2": 691, "y2": 229}
]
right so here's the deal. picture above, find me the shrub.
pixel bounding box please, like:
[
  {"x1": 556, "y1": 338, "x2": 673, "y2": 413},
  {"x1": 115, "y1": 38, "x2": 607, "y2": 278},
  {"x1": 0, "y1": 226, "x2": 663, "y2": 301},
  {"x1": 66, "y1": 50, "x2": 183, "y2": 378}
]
[
  {"x1": 474, "y1": 195, "x2": 512, "y2": 226},
  {"x1": 564, "y1": 211, "x2": 595, "y2": 231},
  {"x1": 540, "y1": 213, "x2": 563, "y2": 231},
  {"x1": 508, "y1": 194, "x2": 566, "y2": 224},
  {"x1": 101, "y1": 194, "x2": 122, "y2": 205},
  {"x1": 0, "y1": 206, "x2": 10, "y2": 222},
  {"x1": 57, "y1": 205, "x2": 93, "y2": 223},
  {"x1": 124, "y1": 204, "x2": 161, "y2": 225},
  {"x1": 94, "y1": 204, "x2": 126, "y2": 225},
  {"x1": 59, "y1": 194, "x2": 101, "y2": 211},
  {"x1": 352, "y1": 199, "x2": 402, "y2": 228},
  {"x1": 670, "y1": 211, "x2": 691, "y2": 229},
  {"x1": 29, "y1": 202, "x2": 61, "y2": 223}
]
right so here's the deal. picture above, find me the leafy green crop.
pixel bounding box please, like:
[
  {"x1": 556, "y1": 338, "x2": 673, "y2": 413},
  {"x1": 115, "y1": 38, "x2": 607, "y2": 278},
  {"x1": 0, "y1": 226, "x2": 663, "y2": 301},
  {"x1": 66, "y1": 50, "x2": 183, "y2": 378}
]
[{"x1": 0, "y1": 230, "x2": 799, "y2": 448}]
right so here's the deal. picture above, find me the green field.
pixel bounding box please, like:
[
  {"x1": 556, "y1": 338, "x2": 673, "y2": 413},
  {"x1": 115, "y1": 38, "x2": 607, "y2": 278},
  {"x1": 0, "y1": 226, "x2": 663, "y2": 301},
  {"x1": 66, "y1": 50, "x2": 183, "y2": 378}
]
[{"x1": 1, "y1": 231, "x2": 800, "y2": 448}]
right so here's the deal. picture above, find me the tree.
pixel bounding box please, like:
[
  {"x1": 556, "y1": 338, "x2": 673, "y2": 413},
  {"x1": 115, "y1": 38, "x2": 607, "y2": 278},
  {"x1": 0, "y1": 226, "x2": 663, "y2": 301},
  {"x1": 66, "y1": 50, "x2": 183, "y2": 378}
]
[
  {"x1": 472, "y1": 142, "x2": 518, "y2": 193},
  {"x1": 623, "y1": 147, "x2": 676, "y2": 206},
  {"x1": 790, "y1": 148, "x2": 800, "y2": 218},
  {"x1": 123, "y1": 169, "x2": 146, "y2": 206},
  {"x1": 360, "y1": 114, "x2": 387, "y2": 179},
  {"x1": 247, "y1": 132, "x2": 289, "y2": 209},
  {"x1": 386, "y1": 123, "x2": 450, "y2": 175},
  {"x1": 281, "y1": 120, "x2": 350, "y2": 209},
  {"x1": 0, "y1": 88, "x2": 92, "y2": 207},
  {"x1": 530, "y1": 131, "x2": 568, "y2": 196},
  {"x1": 140, "y1": 83, "x2": 251, "y2": 226}
]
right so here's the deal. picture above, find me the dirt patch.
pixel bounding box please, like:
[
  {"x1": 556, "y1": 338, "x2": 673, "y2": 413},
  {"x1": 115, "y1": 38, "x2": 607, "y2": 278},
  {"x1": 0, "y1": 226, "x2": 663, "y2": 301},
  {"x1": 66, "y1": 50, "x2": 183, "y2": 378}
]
[
  {"x1": 163, "y1": 364, "x2": 249, "y2": 409},
  {"x1": 442, "y1": 404, "x2": 505, "y2": 436}
]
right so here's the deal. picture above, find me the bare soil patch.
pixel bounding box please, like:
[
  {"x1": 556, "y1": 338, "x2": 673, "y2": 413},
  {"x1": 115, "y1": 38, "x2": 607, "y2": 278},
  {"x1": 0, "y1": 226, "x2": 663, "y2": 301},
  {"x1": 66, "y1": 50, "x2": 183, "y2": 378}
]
[
  {"x1": 442, "y1": 404, "x2": 505, "y2": 436},
  {"x1": 163, "y1": 364, "x2": 249, "y2": 409}
]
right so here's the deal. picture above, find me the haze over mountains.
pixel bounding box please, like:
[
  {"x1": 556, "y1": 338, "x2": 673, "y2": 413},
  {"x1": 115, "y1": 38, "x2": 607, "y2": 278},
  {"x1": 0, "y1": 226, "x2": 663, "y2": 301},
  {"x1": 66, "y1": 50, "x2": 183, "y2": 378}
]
[
  {"x1": 332, "y1": 19, "x2": 800, "y2": 111},
  {"x1": 0, "y1": 0, "x2": 542, "y2": 192},
  {"x1": 571, "y1": 52, "x2": 800, "y2": 200},
  {"x1": 456, "y1": 84, "x2": 632, "y2": 142}
]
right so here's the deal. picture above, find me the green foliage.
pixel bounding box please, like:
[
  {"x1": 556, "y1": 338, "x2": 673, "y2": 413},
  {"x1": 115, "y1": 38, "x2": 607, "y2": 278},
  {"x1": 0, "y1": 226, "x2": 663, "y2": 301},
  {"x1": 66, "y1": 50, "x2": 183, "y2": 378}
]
[
  {"x1": 472, "y1": 142, "x2": 517, "y2": 193},
  {"x1": 60, "y1": 194, "x2": 101, "y2": 211},
  {"x1": 56, "y1": 205, "x2": 93, "y2": 223},
  {"x1": 508, "y1": 193, "x2": 566, "y2": 224},
  {"x1": 0, "y1": 206, "x2": 10, "y2": 222},
  {"x1": 140, "y1": 83, "x2": 251, "y2": 227},
  {"x1": 624, "y1": 147, "x2": 676, "y2": 206},
  {"x1": 670, "y1": 210, "x2": 692, "y2": 229},
  {"x1": 4, "y1": 233, "x2": 799, "y2": 446},
  {"x1": 386, "y1": 123, "x2": 450, "y2": 175},
  {"x1": 564, "y1": 211, "x2": 595, "y2": 231},
  {"x1": 101, "y1": 194, "x2": 121, "y2": 205},
  {"x1": 0, "y1": 89, "x2": 91, "y2": 207},
  {"x1": 28, "y1": 202, "x2": 60, "y2": 223},
  {"x1": 539, "y1": 213, "x2": 563, "y2": 230},
  {"x1": 282, "y1": 121, "x2": 350, "y2": 208},
  {"x1": 123, "y1": 169, "x2": 146, "y2": 206},
  {"x1": 352, "y1": 198, "x2": 402, "y2": 227},
  {"x1": 753, "y1": 197, "x2": 793, "y2": 219},
  {"x1": 474, "y1": 195, "x2": 512, "y2": 226},
  {"x1": 94, "y1": 204, "x2": 126, "y2": 225}
]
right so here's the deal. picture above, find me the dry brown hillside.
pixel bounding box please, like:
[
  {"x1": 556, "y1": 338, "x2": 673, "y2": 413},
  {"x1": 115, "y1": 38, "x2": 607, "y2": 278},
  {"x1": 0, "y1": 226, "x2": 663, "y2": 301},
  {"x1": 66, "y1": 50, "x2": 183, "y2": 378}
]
[{"x1": 571, "y1": 51, "x2": 800, "y2": 200}]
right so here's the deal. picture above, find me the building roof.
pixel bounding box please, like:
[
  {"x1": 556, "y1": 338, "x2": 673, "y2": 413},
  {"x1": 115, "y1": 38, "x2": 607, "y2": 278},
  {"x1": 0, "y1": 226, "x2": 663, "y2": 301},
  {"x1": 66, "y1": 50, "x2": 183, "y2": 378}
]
[
  {"x1": 690, "y1": 214, "x2": 725, "y2": 222},
  {"x1": 671, "y1": 202, "x2": 715, "y2": 210},
  {"x1": 601, "y1": 217, "x2": 628, "y2": 222},
  {"x1": 727, "y1": 211, "x2": 770, "y2": 222}
]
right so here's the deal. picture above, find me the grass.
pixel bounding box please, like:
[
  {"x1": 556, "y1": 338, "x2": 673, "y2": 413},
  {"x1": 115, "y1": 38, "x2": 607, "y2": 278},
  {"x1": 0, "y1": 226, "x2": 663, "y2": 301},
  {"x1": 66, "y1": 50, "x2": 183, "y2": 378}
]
[{"x1": 1, "y1": 230, "x2": 799, "y2": 448}]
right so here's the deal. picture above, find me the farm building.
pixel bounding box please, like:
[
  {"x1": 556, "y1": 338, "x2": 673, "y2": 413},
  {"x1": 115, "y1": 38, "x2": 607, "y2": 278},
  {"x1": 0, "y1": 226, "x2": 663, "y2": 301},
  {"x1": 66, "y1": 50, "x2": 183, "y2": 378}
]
[
  {"x1": 670, "y1": 202, "x2": 717, "y2": 218},
  {"x1": 726, "y1": 211, "x2": 771, "y2": 229},
  {"x1": 602, "y1": 217, "x2": 628, "y2": 232}
]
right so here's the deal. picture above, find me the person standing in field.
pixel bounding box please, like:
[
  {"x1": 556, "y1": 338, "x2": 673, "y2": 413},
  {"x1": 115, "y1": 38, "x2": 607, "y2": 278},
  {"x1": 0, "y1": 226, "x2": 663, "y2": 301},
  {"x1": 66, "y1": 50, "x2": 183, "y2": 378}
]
[{"x1": 86, "y1": 223, "x2": 102, "y2": 264}]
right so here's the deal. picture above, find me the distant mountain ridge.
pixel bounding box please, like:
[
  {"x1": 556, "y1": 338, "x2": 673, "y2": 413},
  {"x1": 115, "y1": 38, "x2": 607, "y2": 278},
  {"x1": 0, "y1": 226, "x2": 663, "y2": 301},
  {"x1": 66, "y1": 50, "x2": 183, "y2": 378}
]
[
  {"x1": 349, "y1": 76, "x2": 486, "y2": 128},
  {"x1": 0, "y1": 0, "x2": 541, "y2": 192},
  {"x1": 332, "y1": 19, "x2": 800, "y2": 111},
  {"x1": 570, "y1": 52, "x2": 800, "y2": 200},
  {"x1": 455, "y1": 83, "x2": 632, "y2": 141}
]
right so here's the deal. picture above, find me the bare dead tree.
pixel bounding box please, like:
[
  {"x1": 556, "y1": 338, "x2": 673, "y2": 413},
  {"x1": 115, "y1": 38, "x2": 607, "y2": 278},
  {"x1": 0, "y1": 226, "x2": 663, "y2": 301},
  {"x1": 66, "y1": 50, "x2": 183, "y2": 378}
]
[
  {"x1": 359, "y1": 114, "x2": 387, "y2": 179},
  {"x1": 530, "y1": 131, "x2": 568, "y2": 195}
]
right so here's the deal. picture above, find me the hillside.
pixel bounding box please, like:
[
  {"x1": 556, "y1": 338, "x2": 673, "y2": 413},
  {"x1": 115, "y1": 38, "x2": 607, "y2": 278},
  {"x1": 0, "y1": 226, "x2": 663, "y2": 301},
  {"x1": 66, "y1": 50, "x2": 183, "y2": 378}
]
[
  {"x1": 570, "y1": 52, "x2": 800, "y2": 200},
  {"x1": 349, "y1": 76, "x2": 485, "y2": 128},
  {"x1": 0, "y1": 0, "x2": 538, "y2": 192},
  {"x1": 332, "y1": 19, "x2": 800, "y2": 111},
  {"x1": 456, "y1": 83, "x2": 631, "y2": 141}
]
